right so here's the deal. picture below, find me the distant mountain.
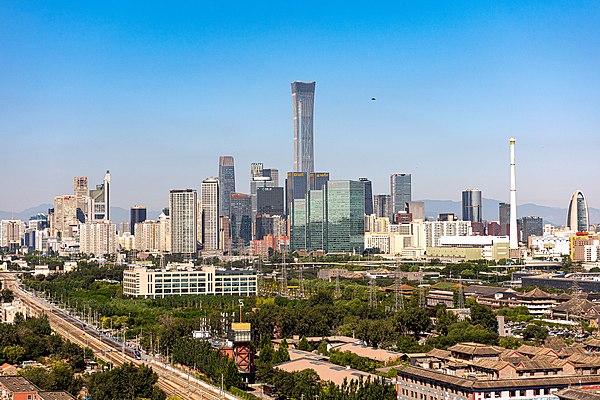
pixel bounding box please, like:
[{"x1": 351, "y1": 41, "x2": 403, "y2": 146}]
[
  {"x1": 0, "y1": 204, "x2": 160, "y2": 224},
  {"x1": 420, "y1": 198, "x2": 600, "y2": 226}
]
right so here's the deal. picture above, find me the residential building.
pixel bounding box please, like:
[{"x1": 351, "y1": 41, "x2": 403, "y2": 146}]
[
  {"x1": 122, "y1": 264, "x2": 257, "y2": 298},
  {"x1": 158, "y1": 211, "x2": 171, "y2": 253},
  {"x1": 130, "y1": 205, "x2": 147, "y2": 235},
  {"x1": 134, "y1": 220, "x2": 160, "y2": 252},
  {"x1": 201, "y1": 178, "x2": 220, "y2": 251},
  {"x1": 218, "y1": 155, "x2": 236, "y2": 218},
  {"x1": 52, "y1": 195, "x2": 78, "y2": 238},
  {"x1": 462, "y1": 188, "x2": 482, "y2": 223},
  {"x1": 79, "y1": 220, "x2": 117, "y2": 256},
  {"x1": 423, "y1": 220, "x2": 472, "y2": 248},
  {"x1": 292, "y1": 81, "x2": 316, "y2": 173},
  {"x1": 0, "y1": 220, "x2": 25, "y2": 250},
  {"x1": 169, "y1": 189, "x2": 197, "y2": 255}
]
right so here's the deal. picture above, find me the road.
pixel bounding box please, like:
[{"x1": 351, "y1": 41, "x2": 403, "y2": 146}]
[{"x1": 1, "y1": 273, "x2": 241, "y2": 400}]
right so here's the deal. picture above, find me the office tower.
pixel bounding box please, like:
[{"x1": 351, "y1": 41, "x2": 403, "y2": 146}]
[
  {"x1": 201, "y1": 178, "x2": 220, "y2": 251},
  {"x1": 52, "y1": 195, "x2": 78, "y2": 238},
  {"x1": 326, "y1": 180, "x2": 365, "y2": 253},
  {"x1": 219, "y1": 156, "x2": 236, "y2": 217},
  {"x1": 89, "y1": 171, "x2": 111, "y2": 220},
  {"x1": 290, "y1": 199, "x2": 308, "y2": 251},
  {"x1": 262, "y1": 168, "x2": 279, "y2": 187},
  {"x1": 73, "y1": 176, "x2": 89, "y2": 222},
  {"x1": 79, "y1": 220, "x2": 117, "y2": 256},
  {"x1": 255, "y1": 214, "x2": 275, "y2": 240},
  {"x1": 499, "y1": 202, "x2": 510, "y2": 236},
  {"x1": 462, "y1": 189, "x2": 482, "y2": 223},
  {"x1": 520, "y1": 216, "x2": 543, "y2": 244},
  {"x1": 509, "y1": 138, "x2": 518, "y2": 249},
  {"x1": 292, "y1": 81, "x2": 316, "y2": 173},
  {"x1": 250, "y1": 163, "x2": 277, "y2": 223},
  {"x1": 374, "y1": 194, "x2": 392, "y2": 219},
  {"x1": 390, "y1": 173, "x2": 411, "y2": 215},
  {"x1": 130, "y1": 205, "x2": 147, "y2": 235},
  {"x1": 406, "y1": 201, "x2": 425, "y2": 221},
  {"x1": 256, "y1": 187, "x2": 285, "y2": 216},
  {"x1": 158, "y1": 211, "x2": 171, "y2": 253},
  {"x1": 169, "y1": 189, "x2": 197, "y2": 255},
  {"x1": 308, "y1": 189, "x2": 326, "y2": 252},
  {"x1": 230, "y1": 193, "x2": 252, "y2": 248},
  {"x1": 359, "y1": 178, "x2": 374, "y2": 215},
  {"x1": 567, "y1": 190, "x2": 589, "y2": 232},
  {"x1": 286, "y1": 172, "x2": 329, "y2": 216}
]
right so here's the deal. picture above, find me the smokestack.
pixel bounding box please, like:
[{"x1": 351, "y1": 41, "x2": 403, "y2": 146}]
[{"x1": 509, "y1": 138, "x2": 518, "y2": 249}]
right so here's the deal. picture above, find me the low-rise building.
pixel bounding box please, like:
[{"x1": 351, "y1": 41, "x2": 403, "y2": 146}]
[
  {"x1": 123, "y1": 264, "x2": 257, "y2": 298},
  {"x1": 427, "y1": 236, "x2": 510, "y2": 261}
]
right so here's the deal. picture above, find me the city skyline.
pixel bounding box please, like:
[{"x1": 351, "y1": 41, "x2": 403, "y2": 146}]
[{"x1": 1, "y1": 2, "x2": 599, "y2": 211}]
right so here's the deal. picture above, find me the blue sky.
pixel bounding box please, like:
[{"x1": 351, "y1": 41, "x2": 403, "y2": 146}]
[{"x1": 1, "y1": 1, "x2": 599, "y2": 211}]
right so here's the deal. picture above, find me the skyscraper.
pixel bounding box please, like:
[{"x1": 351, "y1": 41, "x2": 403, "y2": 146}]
[
  {"x1": 326, "y1": 180, "x2": 365, "y2": 253},
  {"x1": 89, "y1": 171, "x2": 111, "y2": 221},
  {"x1": 499, "y1": 202, "x2": 510, "y2": 236},
  {"x1": 201, "y1": 178, "x2": 220, "y2": 251},
  {"x1": 390, "y1": 173, "x2": 411, "y2": 215},
  {"x1": 292, "y1": 81, "x2": 316, "y2": 173},
  {"x1": 462, "y1": 189, "x2": 482, "y2": 223},
  {"x1": 73, "y1": 176, "x2": 88, "y2": 223},
  {"x1": 286, "y1": 172, "x2": 329, "y2": 217},
  {"x1": 520, "y1": 216, "x2": 543, "y2": 244},
  {"x1": 230, "y1": 193, "x2": 252, "y2": 248},
  {"x1": 374, "y1": 194, "x2": 392, "y2": 219},
  {"x1": 169, "y1": 189, "x2": 197, "y2": 255},
  {"x1": 359, "y1": 178, "x2": 374, "y2": 215},
  {"x1": 567, "y1": 190, "x2": 589, "y2": 232},
  {"x1": 130, "y1": 205, "x2": 147, "y2": 235},
  {"x1": 52, "y1": 195, "x2": 78, "y2": 238},
  {"x1": 218, "y1": 156, "x2": 236, "y2": 218},
  {"x1": 256, "y1": 187, "x2": 285, "y2": 216}
]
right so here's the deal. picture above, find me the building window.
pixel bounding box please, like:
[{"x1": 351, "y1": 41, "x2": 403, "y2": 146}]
[{"x1": 534, "y1": 389, "x2": 540, "y2": 395}]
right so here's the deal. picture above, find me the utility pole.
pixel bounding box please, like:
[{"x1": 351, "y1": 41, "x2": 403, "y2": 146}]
[
  {"x1": 334, "y1": 269, "x2": 341, "y2": 299},
  {"x1": 281, "y1": 246, "x2": 288, "y2": 297},
  {"x1": 298, "y1": 264, "x2": 305, "y2": 298}
]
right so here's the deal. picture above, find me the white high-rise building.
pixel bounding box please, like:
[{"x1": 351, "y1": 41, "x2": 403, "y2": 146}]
[
  {"x1": 158, "y1": 211, "x2": 171, "y2": 253},
  {"x1": 169, "y1": 189, "x2": 197, "y2": 255},
  {"x1": 52, "y1": 195, "x2": 78, "y2": 238},
  {"x1": 89, "y1": 171, "x2": 111, "y2": 221},
  {"x1": 0, "y1": 220, "x2": 26, "y2": 249},
  {"x1": 424, "y1": 220, "x2": 473, "y2": 249},
  {"x1": 201, "y1": 178, "x2": 220, "y2": 251},
  {"x1": 79, "y1": 220, "x2": 117, "y2": 256}
]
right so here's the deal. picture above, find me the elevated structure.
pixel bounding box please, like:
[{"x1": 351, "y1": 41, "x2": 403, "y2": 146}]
[{"x1": 509, "y1": 138, "x2": 518, "y2": 250}]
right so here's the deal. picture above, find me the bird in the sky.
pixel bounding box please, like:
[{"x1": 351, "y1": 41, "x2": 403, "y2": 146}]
[{"x1": 371, "y1": 97, "x2": 376, "y2": 101}]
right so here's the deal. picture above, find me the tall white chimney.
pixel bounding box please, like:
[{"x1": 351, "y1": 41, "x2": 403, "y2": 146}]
[{"x1": 509, "y1": 138, "x2": 518, "y2": 249}]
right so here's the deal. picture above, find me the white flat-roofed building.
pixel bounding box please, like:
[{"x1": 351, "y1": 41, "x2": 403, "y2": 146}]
[
  {"x1": 424, "y1": 220, "x2": 472, "y2": 248},
  {"x1": 123, "y1": 264, "x2": 257, "y2": 298}
]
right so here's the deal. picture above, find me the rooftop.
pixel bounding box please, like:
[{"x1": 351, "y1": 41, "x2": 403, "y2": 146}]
[
  {"x1": 331, "y1": 342, "x2": 403, "y2": 363},
  {"x1": 38, "y1": 392, "x2": 77, "y2": 400},
  {"x1": 0, "y1": 376, "x2": 38, "y2": 393},
  {"x1": 276, "y1": 357, "x2": 383, "y2": 386}
]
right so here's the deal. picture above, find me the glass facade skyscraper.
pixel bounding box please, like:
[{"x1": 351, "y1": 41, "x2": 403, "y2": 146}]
[
  {"x1": 308, "y1": 189, "x2": 325, "y2": 252},
  {"x1": 218, "y1": 156, "x2": 236, "y2": 218},
  {"x1": 130, "y1": 205, "x2": 147, "y2": 235},
  {"x1": 567, "y1": 190, "x2": 589, "y2": 232},
  {"x1": 359, "y1": 178, "x2": 373, "y2": 215},
  {"x1": 292, "y1": 81, "x2": 316, "y2": 173},
  {"x1": 290, "y1": 198, "x2": 307, "y2": 250},
  {"x1": 326, "y1": 180, "x2": 365, "y2": 253},
  {"x1": 230, "y1": 193, "x2": 252, "y2": 247},
  {"x1": 390, "y1": 173, "x2": 411, "y2": 216},
  {"x1": 462, "y1": 189, "x2": 482, "y2": 223}
]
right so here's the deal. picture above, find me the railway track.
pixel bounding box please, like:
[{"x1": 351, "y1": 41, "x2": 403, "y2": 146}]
[{"x1": 7, "y1": 279, "x2": 239, "y2": 400}]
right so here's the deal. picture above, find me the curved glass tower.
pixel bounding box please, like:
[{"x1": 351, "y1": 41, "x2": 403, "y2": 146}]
[
  {"x1": 567, "y1": 190, "x2": 589, "y2": 232},
  {"x1": 292, "y1": 81, "x2": 316, "y2": 173}
]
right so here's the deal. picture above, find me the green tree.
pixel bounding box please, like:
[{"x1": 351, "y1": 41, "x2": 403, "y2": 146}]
[
  {"x1": 273, "y1": 338, "x2": 290, "y2": 364},
  {"x1": 1, "y1": 289, "x2": 14, "y2": 303},
  {"x1": 470, "y1": 304, "x2": 498, "y2": 333},
  {"x1": 297, "y1": 336, "x2": 310, "y2": 351},
  {"x1": 499, "y1": 336, "x2": 522, "y2": 349},
  {"x1": 523, "y1": 324, "x2": 548, "y2": 343}
]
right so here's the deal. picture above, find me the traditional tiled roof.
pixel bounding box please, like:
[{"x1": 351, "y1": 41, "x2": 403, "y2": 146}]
[
  {"x1": 557, "y1": 388, "x2": 600, "y2": 400},
  {"x1": 553, "y1": 298, "x2": 598, "y2": 313},
  {"x1": 516, "y1": 359, "x2": 562, "y2": 371},
  {"x1": 426, "y1": 348, "x2": 452, "y2": 360},
  {"x1": 448, "y1": 343, "x2": 504, "y2": 356},
  {"x1": 518, "y1": 287, "x2": 555, "y2": 300},
  {"x1": 397, "y1": 365, "x2": 600, "y2": 390},
  {"x1": 517, "y1": 344, "x2": 557, "y2": 357},
  {"x1": 472, "y1": 359, "x2": 514, "y2": 371},
  {"x1": 586, "y1": 338, "x2": 600, "y2": 348}
]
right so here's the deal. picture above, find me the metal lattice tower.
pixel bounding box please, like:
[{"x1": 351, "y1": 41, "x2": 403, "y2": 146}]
[
  {"x1": 458, "y1": 283, "x2": 465, "y2": 309},
  {"x1": 335, "y1": 269, "x2": 341, "y2": 299},
  {"x1": 298, "y1": 264, "x2": 305, "y2": 298},
  {"x1": 418, "y1": 276, "x2": 426, "y2": 309},
  {"x1": 281, "y1": 249, "x2": 288, "y2": 297},
  {"x1": 368, "y1": 276, "x2": 376, "y2": 308},
  {"x1": 394, "y1": 261, "x2": 403, "y2": 312}
]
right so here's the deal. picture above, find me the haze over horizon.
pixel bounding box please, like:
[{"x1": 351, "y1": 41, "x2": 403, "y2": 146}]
[{"x1": 1, "y1": 2, "x2": 599, "y2": 211}]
